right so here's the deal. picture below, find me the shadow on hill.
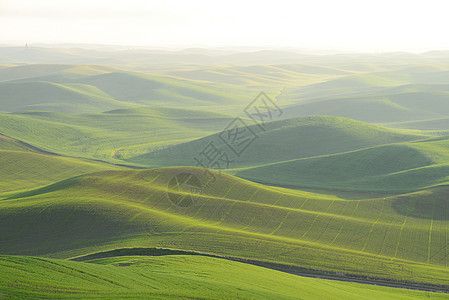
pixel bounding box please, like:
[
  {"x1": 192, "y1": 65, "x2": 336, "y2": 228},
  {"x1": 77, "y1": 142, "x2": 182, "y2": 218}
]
[
  {"x1": 71, "y1": 247, "x2": 218, "y2": 262},
  {"x1": 392, "y1": 186, "x2": 449, "y2": 220}
]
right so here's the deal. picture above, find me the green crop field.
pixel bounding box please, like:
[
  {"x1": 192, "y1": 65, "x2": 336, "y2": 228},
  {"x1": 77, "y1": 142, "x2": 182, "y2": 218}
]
[
  {"x1": 2, "y1": 255, "x2": 445, "y2": 299},
  {"x1": 1, "y1": 166, "x2": 449, "y2": 288},
  {"x1": 1, "y1": 50, "x2": 449, "y2": 298}
]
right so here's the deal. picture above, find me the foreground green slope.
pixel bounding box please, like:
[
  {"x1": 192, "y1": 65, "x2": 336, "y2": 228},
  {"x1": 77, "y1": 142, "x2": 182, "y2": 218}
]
[
  {"x1": 131, "y1": 116, "x2": 424, "y2": 167},
  {"x1": 233, "y1": 136, "x2": 449, "y2": 192},
  {"x1": 0, "y1": 108, "x2": 235, "y2": 160},
  {"x1": 1, "y1": 255, "x2": 444, "y2": 300},
  {"x1": 1, "y1": 167, "x2": 448, "y2": 286}
]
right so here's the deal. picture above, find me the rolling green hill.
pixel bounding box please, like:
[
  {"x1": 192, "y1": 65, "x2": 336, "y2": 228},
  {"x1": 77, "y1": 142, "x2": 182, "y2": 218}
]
[
  {"x1": 233, "y1": 136, "x2": 449, "y2": 192},
  {"x1": 0, "y1": 64, "x2": 260, "y2": 114},
  {"x1": 1, "y1": 255, "x2": 444, "y2": 299},
  {"x1": 1, "y1": 167, "x2": 448, "y2": 286},
  {"x1": 75, "y1": 71, "x2": 249, "y2": 107},
  {"x1": 0, "y1": 150, "x2": 122, "y2": 196},
  {"x1": 279, "y1": 73, "x2": 410, "y2": 103},
  {"x1": 0, "y1": 64, "x2": 118, "y2": 82},
  {"x1": 0, "y1": 108, "x2": 236, "y2": 160},
  {"x1": 165, "y1": 64, "x2": 348, "y2": 87},
  {"x1": 131, "y1": 116, "x2": 425, "y2": 168},
  {"x1": 0, "y1": 133, "x2": 48, "y2": 153},
  {"x1": 384, "y1": 116, "x2": 449, "y2": 133},
  {"x1": 2, "y1": 57, "x2": 449, "y2": 298},
  {"x1": 0, "y1": 81, "x2": 134, "y2": 113},
  {"x1": 280, "y1": 91, "x2": 449, "y2": 123}
]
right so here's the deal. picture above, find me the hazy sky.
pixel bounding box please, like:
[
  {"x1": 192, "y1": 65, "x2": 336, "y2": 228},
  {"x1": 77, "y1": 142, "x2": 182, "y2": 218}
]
[{"x1": 1, "y1": 0, "x2": 448, "y2": 52}]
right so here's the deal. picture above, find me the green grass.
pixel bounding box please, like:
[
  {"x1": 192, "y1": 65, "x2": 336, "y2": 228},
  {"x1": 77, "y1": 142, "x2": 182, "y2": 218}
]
[
  {"x1": 1, "y1": 255, "x2": 445, "y2": 299},
  {"x1": 1, "y1": 166, "x2": 448, "y2": 286}
]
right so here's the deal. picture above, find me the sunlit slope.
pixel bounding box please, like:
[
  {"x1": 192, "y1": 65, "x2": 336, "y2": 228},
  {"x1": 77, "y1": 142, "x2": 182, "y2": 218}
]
[
  {"x1": 131, "y1": 116, "x2": 424, "y2": 167},
  {"x1": 234, "y1": 136, "x2": 449, "y2": 192},
  {"x1": 0, "y1": 64, "x2": 258, "y2": 114},
  {"x1": 1, "y1": 256, "x2": 443, "y2": 300},
  {"x1": 384, "y1": 116, "x2": 449, "y2": 135},
  {"x1": 279, "y1": 73, "x2": 410, "y2": 103},
  {"x1": 0, "y1": 133, "x2": 49, "y2": 153},
  {"x1": 1, "y1": 167, "x2": 448, "y2": 285},
  {"x1": 281, "y1": 91, "x2": 449, "y2": 123},
  {"x1": 0, "y1": 108, "x2": 235, "y2": 160},
  {"x1": 0, "y1": 81, "x2": 134, "y2": 113},
  {"x1": 0, "y1": 150, "x2": 122, "y2": 195},
  {"x1": 164, "y1": 64, "x2": 350, "y2": 86},
  {"x1": 75, "y1": 71, "x2": 252, "y2": 107}
]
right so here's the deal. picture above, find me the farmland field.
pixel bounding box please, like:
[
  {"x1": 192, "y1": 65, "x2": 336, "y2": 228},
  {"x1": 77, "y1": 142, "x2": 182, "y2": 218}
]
[{"x1": 1, "y1": 47, "x2": 449, "y2": 298}]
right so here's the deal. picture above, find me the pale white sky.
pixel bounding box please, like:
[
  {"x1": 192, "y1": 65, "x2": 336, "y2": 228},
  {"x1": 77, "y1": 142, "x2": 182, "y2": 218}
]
[{"x1": 0, "y1": 0, "x2": 448, "y2": 52}]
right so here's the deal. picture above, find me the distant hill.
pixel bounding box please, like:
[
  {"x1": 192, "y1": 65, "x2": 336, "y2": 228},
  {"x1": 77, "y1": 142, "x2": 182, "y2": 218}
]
[
  {"x1": 280, "y1": 91, "x2": 449, "y2": 123},
  {"x1": 0, "y1": 133, "x2": 49, "y2": 153},
  {"x1": 0, "y1": 81, "x2": 133, "y2": 113},
  {"x1": 0, "y1": 108, "x2": 235, "y2": 160}
]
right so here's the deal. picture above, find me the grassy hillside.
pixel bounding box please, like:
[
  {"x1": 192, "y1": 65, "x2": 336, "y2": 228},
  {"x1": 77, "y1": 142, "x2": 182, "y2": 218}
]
[
  {"x1": 1, "y1": 255, "x2": 444, "y2": 299},
  {"x1": 0, "y1": 108, "x2": 235, "y2": 160},
  {"x1": 165, "y1": 64, "x2": 349, "y2": 87},
  {"x1": 276, "y1": 65, "x2": 449, "y2": 123},
  {"x1": 0, "y1": 133, "x2": 49, "y2": 153},
  {"x1": 2, "y1": 58, "x2": 449, "y2": 297},
  {"x1": 0, "y1": 64, "x2": 119, "y2": 82},
  {"x1": 384, "y1": 117, "x2": 449, "y2": 133},
  {"x1": 233, "y1": 136, "x2": 449, "y2": 192},
  {"x1": 0, "y1": 81, "x2": 134, "y2": 113},
  {"x1": 75, "y1": 71, "x2": 251, "y2": 107},
  {"x1": 1, "y1": 167, "x2": 448, "y2": 286},
  {"x1": 131, "y1": 116, "x2": 424, "y2": 168},
  {"x1": 0, "y1": 150, "x2": 122, "y2": 196},
  {"x1": 0, "y1": 64, "x2": 260, "y2": 114}
]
